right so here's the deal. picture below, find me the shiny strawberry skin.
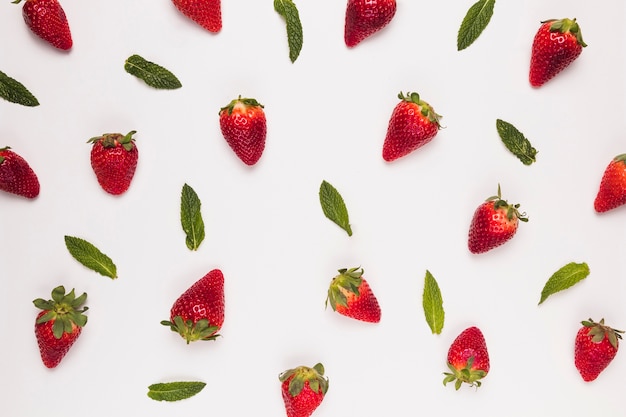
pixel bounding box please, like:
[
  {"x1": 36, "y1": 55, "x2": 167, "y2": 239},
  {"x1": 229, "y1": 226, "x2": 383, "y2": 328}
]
[
  {"x1": 279, "y1": 364, "x2": 328, "y2": 417},
  {"x1": 594, "y1": 154, "x2": 626, "y2": 213},
  {"x1": 20, "y1": 0, "x2": 72, "y2": 50},
  {"x1": 171, "y1": 0, "x2": 222, "y2": 33},
  {"x1": 443, "y1": 326, "x2": 490, "y2": 389},
  {"x1": 574, "y1": 319, "x2": 623, "y2": 382},
  {"x1": 219, "y1": 96, "x2": 267, "y2": 166},
  {"x1": 35, "y1": 311, "x2": 82, "y2": 368},
  {"x1": 326, "y1": 267, "x2": 381, "y2": 323},
  {"x1": 344, "y1": 0, "x2": 396, "y2": 47},
  {"x1": 88, "y1": 131, "x2": 138, "y2": 195},
  {"x1": 529, "y1": 18, "x2": 586, "y2": 87},
  {"x1": 0, "y1": 147, "x2": 40, "y2": 198}
]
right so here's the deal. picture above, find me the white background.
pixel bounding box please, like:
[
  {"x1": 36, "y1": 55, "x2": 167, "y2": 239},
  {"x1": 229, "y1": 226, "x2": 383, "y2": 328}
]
[{"x1": 1, "y1": 0, "x2": 625, "y2": 415}]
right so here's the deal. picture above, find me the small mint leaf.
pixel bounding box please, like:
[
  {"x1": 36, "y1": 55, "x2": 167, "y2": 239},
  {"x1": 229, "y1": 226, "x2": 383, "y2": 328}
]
[
  {"x1": 496, "y1": 119, "x2": 537, "y2": 165},
  {"x1": 457, "y1": 0, "x2": 496, "y2": 51},
  {"x1": 0, "y1": 70, "x2": 39, "y2": 106},
  {"x1": 422, "y1": 270, "x2": 445, "y2": 334},
  {"x1": 180, "y1": 183, "x2": 205, "y2": 251},
  {"x1": 538, "y1": 262, "x2": 590, "y2": 305},
  {"x1": 64, "y1": 235, "x2": 118, "y2": 279},
  {"x1": 274, "y1": 0, "x2": 303, "y2": 63},
  {"x1": 147, "y1": 381, "x2": 206, "y2": 402},
  {"x1": 124, "y1": 54, "x2": 182, "y2": 90},
  {"x1": 319, "y1": 180, "x2": 352, "y2": 236}
]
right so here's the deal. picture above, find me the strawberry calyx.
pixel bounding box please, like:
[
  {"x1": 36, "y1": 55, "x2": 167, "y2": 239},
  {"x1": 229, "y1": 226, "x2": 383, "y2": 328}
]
[
  {"x1": 397, "y1": 91, "x2": 442, "y2": 128},
  {"x1": 544, "y1": 18, "x2": 587, "y2": 47},
  {"x1": 485, "y1": 184, "x2": 528, "y2": 223},
  {"x1": 613, "y1": 153, "x2": 626, "y2": 164},
  {"x1": 0, "y1": 146, "x2": 10, "y2": 164},
  {"x1": 160, "y1": 316, "x2": 220, "y2": 344},
  {"x1": 581, "y1": 318, "x2": 624, "y2": 349},
  {"x1": 443, "y1": 356, "x2": 487, "y2": 390},
  {"x1": 325, "y1": 266, "x2": 363, "y2": 311},
  {"x1": 87, "y1": 131, "x2": 137, "y2": 151},
  {"x1": 279, "y1": 363, "x2": 329, "y2": 397},
  {"x1": 32, "y1": 286, "x2": 88, "y2": 339},
  {"x1": 220, "y1": 95, "x2": 264, "y2": 116}
]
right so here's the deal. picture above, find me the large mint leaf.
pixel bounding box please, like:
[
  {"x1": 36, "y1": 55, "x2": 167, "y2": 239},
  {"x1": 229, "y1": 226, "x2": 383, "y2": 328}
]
[
  {"x1": 124, "y1": 54, "x2": 182, "y2": 90},
  {"x1": 147, "y1": 381, "x2": 206, "y2": 402},
  {"x1": 0, "y1": 70, "x2": 39, "y2": 106},
  {"x1": 319, "y1": 180, "x2": 352, "y2": 236},
  {"x1": 457, "y1": 0, "x2": 496, "y2": 51},
  {"x1": 538, "y1": 262, "x2": 590, "y2": 305},
  {"x1": 64, "y1": 235, "x2": 117, "y2": 279},
  {"x1": 180, "y1": 183, "x2": 205, "y2": 251},
  {"x1": 496, "y1": 119, "x2": 537, "y2": 165},
  {"x1": 422, "y1": 270, "x2": 445, "y2": 334},
  {"x1": 274, "y1": 0, "x2": 303, "y2": 63}
]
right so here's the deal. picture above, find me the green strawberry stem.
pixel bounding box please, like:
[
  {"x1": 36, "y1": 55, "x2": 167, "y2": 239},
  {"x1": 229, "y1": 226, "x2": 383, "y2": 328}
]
[
  {"x1": 32, "y1": 286, "x2": 88, "y2": 339},
  {"x1": 581, "y1": 318, "x2": 624, "y2": 349},
  {"x1": 325, "y1": 266, "x2": 363, "y2": 311},
  {"x1": 279, "y1": 363, "x2": 329, "y2": 397},
  {"x1": 544, "y1": 18, "x2": 587, "y2": 47},
  {"x1": 397, "y1": 91, "x2": 442, "y2": 127},
  {"x1": 486, "y1": 184, "x2": 528, "y2": 222},
  {"x1": 443, "y1": 356, "x2": 487, "y2": 390},
  {"x1": 160, "y1": 316, "x2": 220, "y2": 344}
]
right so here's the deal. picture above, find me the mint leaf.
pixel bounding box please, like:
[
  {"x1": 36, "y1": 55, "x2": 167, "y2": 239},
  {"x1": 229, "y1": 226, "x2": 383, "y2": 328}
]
[
  {"x1": 457, "y1": 0, "x2": 496, "y2": 51},
  {"x1": 274, "y1": 0, "x2": 303, "y2": 63},
  {"x1": 147, "y1": 381, "x2": 206, "y2": 402},
  {"x1": 319, "y1": 180, "x2": 352, "y2": 236},
  {"x1": 538, "y1": 262, "x2": 590, "y2": 305},
  {"x1": 124, "y1": 54, "x2": 182, "y2": 90},
  {"x1": 422, "y1": 270, "x2": 445, "y2": 334},
  {"x1": 496, "y1": 119, "x2": 537, "y2": 165},
  {"x1": 64, "y1": 235, "x2": 117, "y2": 279},
  {"x1": 180, "y1": 183, "x2": 205, "y2": 251},
  {"x1": 0, "y1": 70, "x2": 39, "y2": 106}
]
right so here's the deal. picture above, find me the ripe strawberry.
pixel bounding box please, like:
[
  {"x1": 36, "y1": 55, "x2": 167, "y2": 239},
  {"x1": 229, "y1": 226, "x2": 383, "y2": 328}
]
[
  {"x1": 0, "y1": 146, "x2": 40, "y2": 198},
  {"x1": 171, "y1": 0, "x2": 221, "y2": 33},
  {"x1": 14, "y1": 0, "x2": 72, "y2": 50},
  {"x1": 33, "y1": 286, "x2": 88, "y2": 368},
  {"x1": 382, "y1": 91, "x2": 442, "y2": 162},
  {"x1": 467, "y1": 185, "x2": 528, "y2": 254},
  {"x1": 279, "y1": 363, "x2": 329, "y2": 417},
  {"x1": 443, "y1": 326, "x2": 490, "y2": 390},
  {"x1": 161, "y1": 269, "x2": 225, "y2": 343},
  {"x1": 594, "y1": 154, "x2": 626, "y2": 213},
  {"x1": 529, "y1": 18, "x2": 586, "y2": 87},
  {"x1": 575, "y1": 318, "x2": 623, "y2": 382},
  {"x1": 87, "y1": 130, "x2": 139, "y2": 195},
  {"x1": 344, "y1": 0, "x2": 396, "y2": 47},
  {"x1": 325, "y1": 266, "x2": 381, "y2": 323},
  {"x1": 219, "y1": 96, "x2": 267, "y2": 166}
]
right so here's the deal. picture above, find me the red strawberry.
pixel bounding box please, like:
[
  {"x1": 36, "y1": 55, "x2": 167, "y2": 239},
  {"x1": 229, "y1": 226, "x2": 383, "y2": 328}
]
[
  {"x1": 594, "y1": 154, "x2": 626, "y2": 213},
  {"x1": 325, "y1": 267, "x2": 381, "y2": 323},
  {"x1": 344, "y1": 0, "x2": 396, "y2": 47},
  {"x1": 382, "y1": 92, "x2": 442, "y2": 162},
  {"x1": 467, "y1": 185, "x2": 528, "y2": 254},
  {"x1": 33, "y1": 286, "x2": 88, "y2": 368},
  {"x1": 529, "y1": 18, "x2": 586, "y2": 87},
  {"x1": 574, "y1": 318, "x2": 623, "y2": 382},
  {"x1": 443, "y1": 326, "x2": 490, "y2": 390},
  {"x1": 0, "y1": 146, "x2": 40, "y2": 198},
  {"x1": 88, "y1": 130, "x2": 139, "y2": 195},
  {"x1": 219, "y1": 96, "x2": 267, "y2": 166},
  {"x1": 279, "y1": 363, "x2": 329, "y2": 417},
  {"x1": 14, "y1": 0, "x2": 72, "y2": 50},
  {"x1": 171, "y1": 0, "x2": 222, "y2": 33},
  {"x1": 161, "y1": 269, "x2": 225, "y2": 343}
]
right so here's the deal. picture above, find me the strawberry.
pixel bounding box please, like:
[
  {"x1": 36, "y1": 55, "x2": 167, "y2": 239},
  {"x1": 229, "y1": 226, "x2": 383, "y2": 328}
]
[
  {"x1": 344, "y1": 0, "x2": 396, "y2": 48},
  {"x1": 279, "y1": 363, "x2": 329, "y2": 417},
  {"x1": 14, "y1": 0, "x2": 72, "y2": 50},
  {"x1": 325, "y1": 267, "x2": 381, "y2": 323},
  {"x1": 443, "y1": 326, "x2": 490, "y2": 390},
  {"x1": 594, "y1": 154, "x2": 626, "y2": 213},
  {"x1": 171, "y1": 0, "x2": 222, "y2": 33},
  {"x1": 87, "y1": 130, "x2": 139, "y2": 195},
  {"x1": 529, "y1": 18, "x2": 586, "y2": 87},
  {"x1": 574, "y1": 318, "x2": 623, "y2": 382},
  {"x1": 382, "y1": 91, "x2": 442, "y2": 162},
  {"x1": 0, "y1": 146, "x2": 40, "y2": 198},
  {"x1": 219, "y1": 96, "x2": 267, "y2": 166},
  {"x1": 467, "y1": 185, "x2": 528, "y2": 254},
  {"x1": 161, "y1": 269, "x2": 225, "y2": 343},
  {"x1": 33, "y1": 286, "x2": 88, "y2": 368}
]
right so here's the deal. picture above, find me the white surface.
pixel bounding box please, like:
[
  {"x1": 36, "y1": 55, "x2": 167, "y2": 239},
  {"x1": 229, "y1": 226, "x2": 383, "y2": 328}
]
[{"x1": 1, "y1": 0, "x2": 625, "y2": 415}]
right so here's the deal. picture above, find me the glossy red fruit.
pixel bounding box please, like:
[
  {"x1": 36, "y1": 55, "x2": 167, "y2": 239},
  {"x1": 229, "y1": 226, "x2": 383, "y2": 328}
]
[
  {"x1": 382, "y1": 91, "x2": 442, "y2": 162},
  {"x1": 15, "y1": 0, "x2": 72, "y2": 50},
  {"x1": 529, "y1": 18, "x2": 586, "y2": 87},
  {"x1": 468, "y1": 185, "x2": 528, "y2": 254},
  {"x1": 0, "y1": 147, "x2": 40, "y2": 198},
  {"x1": 279, "y1": 363, "x2": 328, "y2": 417},
  {"x1": 344, "y1": 0, "x2": 396, "y2": 47},
  {"x1": 594, "y1": 154, "x2": 626, "y2": 213},
  {"x1": 161, "y1": 269, "x2": 225, "y2": 343},
  {"x1": 325, "y1": 267, "x2": 381, "y2": 323},
  {"x1": 88, "y1": 131, "x2": 139, "y2": 195},
  {"x1": 171, "y1": 0, "x2": 222, "y2": 33},
  {"x1": 443, "y1": 326, "x2": 490, "y2": 390},
  {"x1": 574, "y1": 318, "x2": 623, "y2": 382},
  {"x1": 219, "y1": 96, "x2": 267, "y2": 166},
  {"x1": 33, "y1": 286, "x2": 88, "y2": 368}
]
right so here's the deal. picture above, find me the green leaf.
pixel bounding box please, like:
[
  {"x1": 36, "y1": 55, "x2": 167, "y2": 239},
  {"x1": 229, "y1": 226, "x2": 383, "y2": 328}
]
[
  {"x1": 319, "y1": 180, "x2": 352, "y2": 236},
  {"x1": 64, "y1": 235, "x2": 118, "y2": 279},
  {"x1": 538, "y1": 262, "x2": 590, "y2": 305},
  {"x1": 422, "y1": 270, "x2": 445, "y2": 334},
  {"x1": 124, "y1": 54, "x2": 182, "y2": 90},
  {"x1": 274, "y1": 0, "x2": 303, "y2": 63},
  {"x1": 457, "y1": 0, "x2": 496, "y2": 51},
  {"x1": 147, "y1": 381, "x2": 206, "y2": 402},
  {"x1": 0, "y1": 70, "x2": 40, "y2": 106},
  {"x1": 180, "y1": 183, "x2": 205, "y2": 251},
  {"x1": 496, "y1": 119, "x2": 537, "y2": 165}
]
